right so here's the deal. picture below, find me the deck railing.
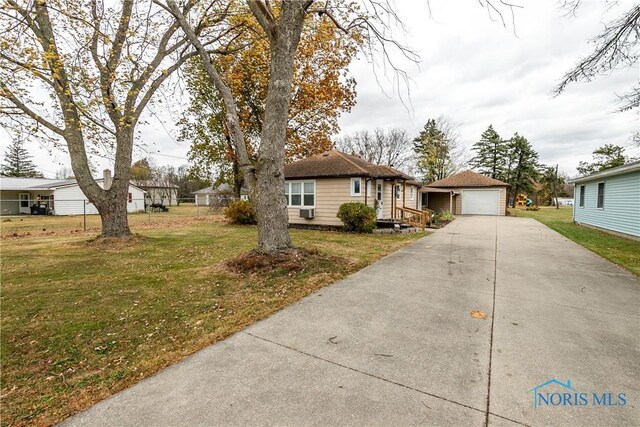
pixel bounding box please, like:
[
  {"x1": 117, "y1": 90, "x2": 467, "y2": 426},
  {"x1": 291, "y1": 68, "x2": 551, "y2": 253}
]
[{"x1": 395, "y1": 206, "x2": 433, "y2": 230}]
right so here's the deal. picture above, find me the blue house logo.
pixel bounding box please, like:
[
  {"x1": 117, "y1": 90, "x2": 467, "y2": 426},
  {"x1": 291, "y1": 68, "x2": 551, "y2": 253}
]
[
  {"x1": 528, "y1": 379, "x2": 577, "y2": 408},
  {"x1": 528, "y1": 378, "x2": 627, "y2": 408}
]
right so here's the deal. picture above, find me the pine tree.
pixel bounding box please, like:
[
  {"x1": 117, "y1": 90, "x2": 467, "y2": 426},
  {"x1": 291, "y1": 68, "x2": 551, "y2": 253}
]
[
  {"x1": 413, "y1": 119, "x2": 449, "y2": 183},
  {"x1": 576, "y1": 144, "x2": 633, "y2": 176},
  {"x1": 470, "y1": 125, "x2": 508, "y2": 180},
  {"x1": 0, "y1": 139, "x2": 42, "y2": 177},
  {"x1": 505, "y1": 133, "x2": 540, "y2": 207}
]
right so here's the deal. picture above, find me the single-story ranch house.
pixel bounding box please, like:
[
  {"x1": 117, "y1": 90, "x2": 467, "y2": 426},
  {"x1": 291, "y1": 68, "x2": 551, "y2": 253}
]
[
  {"x1": 283, "y1": 150, "x2": 422, "y2": 227},
  {"x1": 423, "y1": 170, "x2": 510, "y2": 216},
  {"x1": 569, "y1": 161, "x2": 640, "y2": 239},
  {"x1": 0, "y1": 170, "x2": 145, "y2": 215}
]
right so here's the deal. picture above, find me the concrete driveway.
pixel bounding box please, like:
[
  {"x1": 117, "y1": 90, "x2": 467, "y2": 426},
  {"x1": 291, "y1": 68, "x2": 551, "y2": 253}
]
[{"x1": 64, "y1": 216, "x2": 639, "y2": 426}]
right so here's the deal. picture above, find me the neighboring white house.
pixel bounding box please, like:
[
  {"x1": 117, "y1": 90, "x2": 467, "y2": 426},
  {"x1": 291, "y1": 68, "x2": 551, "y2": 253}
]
[
  {"x1": 134, "y1": 180, "x2": 179, "y2": 206},
  {"x1": 0, "y1": 170, "x2": 145, "y2": 215},
  {"x1": 193, "y1": 183, "x2": 248, "y2": 206},
  {"x1": 569, "y1": 161, "x2": 640, "y2": 239}
]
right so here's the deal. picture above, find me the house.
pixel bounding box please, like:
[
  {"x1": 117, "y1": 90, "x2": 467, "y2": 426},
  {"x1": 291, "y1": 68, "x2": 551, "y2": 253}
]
[
  {"x1": 569, "y1": 161, "x2": 640, "y2": 238},
  {"x1": 0, "y1": 170, "x2": 145, "y2": 215},
  {"x1": 193, "y1": 183, "x2": 248, "y2": 207},
  {"x1": 134, "y1": 180, "x2": 179, "y2": 206},
  {"x1": 423, "y1": 170, "x2": 509, "y2": 215},
  {"x1": 283, "y1": 150, "x2": 422, "y2": 227}
]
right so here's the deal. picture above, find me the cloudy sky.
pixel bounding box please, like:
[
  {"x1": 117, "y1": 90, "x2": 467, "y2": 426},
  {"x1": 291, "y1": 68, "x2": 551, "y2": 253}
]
[{"x1": 3, "y1": 0, "x2": 638, "y2": 178}]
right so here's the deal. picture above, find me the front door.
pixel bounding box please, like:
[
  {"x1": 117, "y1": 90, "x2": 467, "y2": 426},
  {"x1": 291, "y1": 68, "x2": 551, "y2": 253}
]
[
  {"x1": 376, "y1": 180, "x2": 384, "y2": 219},
  {"x1": 19, "y1": 193, "x2": 30, "y2": 214}
]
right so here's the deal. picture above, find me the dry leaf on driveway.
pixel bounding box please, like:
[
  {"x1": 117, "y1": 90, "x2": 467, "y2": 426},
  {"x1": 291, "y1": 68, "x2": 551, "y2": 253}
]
[{"x1": 470, "y1": 310, "x2": 487, "y2": 320}]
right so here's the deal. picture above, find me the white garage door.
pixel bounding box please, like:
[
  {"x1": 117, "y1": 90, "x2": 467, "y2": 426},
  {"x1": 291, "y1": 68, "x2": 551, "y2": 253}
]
[{"x1": 462, "y1": 189, "x2": 499, "y2": 215}]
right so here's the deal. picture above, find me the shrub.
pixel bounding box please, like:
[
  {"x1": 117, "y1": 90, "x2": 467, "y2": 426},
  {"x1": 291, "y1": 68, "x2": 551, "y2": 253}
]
[
  {"x1": 224, "y1": 200, "x2": 257, "y2": 224},
  {"x1": 437, "y1": 210, "x2": 455, "y2": 222},
  {"x1": 337, "y1": 202, "x2": 377, "y2": 233}
]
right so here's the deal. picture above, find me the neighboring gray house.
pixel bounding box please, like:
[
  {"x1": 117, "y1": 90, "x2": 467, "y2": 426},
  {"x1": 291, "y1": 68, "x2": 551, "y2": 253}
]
[{"x1": 569, "y1": 161, "x2": 640, "y2": 239}]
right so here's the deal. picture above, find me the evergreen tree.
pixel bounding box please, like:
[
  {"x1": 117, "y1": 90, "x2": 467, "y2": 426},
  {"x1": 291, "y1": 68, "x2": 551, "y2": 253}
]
[
  {"x1": 413, "y1": 119, "x2": 449, "y2": 183},
  {"x1": 470, "y1": 125, "x2": 508, "y2": 180},
  {"x1": 505, "y1": 133, "x2": 540, "y2": 207},
  {"x1": 576, "y1": 144, "x2": 634, "y2": 176},
  {"x1": 0, "y1": 139, "x2": 42, "y2": 177}
]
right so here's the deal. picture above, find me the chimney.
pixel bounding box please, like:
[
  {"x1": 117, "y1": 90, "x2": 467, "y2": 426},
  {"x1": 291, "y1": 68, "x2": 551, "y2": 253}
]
[{"x1": 103, "y1": 169, "x2": 112, "y2": 190}]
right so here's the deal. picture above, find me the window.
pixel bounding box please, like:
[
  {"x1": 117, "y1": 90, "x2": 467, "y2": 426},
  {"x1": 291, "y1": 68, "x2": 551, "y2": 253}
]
[
  {"x1": 579, "y1": 185, "x2": 585, "y2": 207},
  {"x1": 395, "y1": 184, "x2": 402, "y2": 200},
  {"x1": 410, "y1": 187, "x2": 414, "y2": 201},
  {"x1": 284, "y1": 181, "x2": 315, "y2": 207},
  {"x1": 597, "y1": 182, "x2": 605, "y2": 209},
  {"x1": 128, "y1": 192, "x2": 133, "y2": 203},
  {"x1": 351, "y1": 178, "x2": 362, "y2": 196}
]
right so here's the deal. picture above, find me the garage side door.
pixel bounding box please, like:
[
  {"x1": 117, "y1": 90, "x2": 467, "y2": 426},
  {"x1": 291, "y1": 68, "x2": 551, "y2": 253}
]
[{"x1": 462, "y1": 189, "x2": 499, "y2": 215}]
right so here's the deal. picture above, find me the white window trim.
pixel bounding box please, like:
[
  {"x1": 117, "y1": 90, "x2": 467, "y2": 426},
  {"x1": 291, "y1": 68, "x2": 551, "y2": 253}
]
[
  {"x1": 350, "y1": 177, "x2": 362, "y2": 197},
  {"x1": 578, "y1": 185, "x2": 585, "y2": 208},
  {"x1": 410, "y1": 186, "x2": 414, "y2": 201},
  {"x1": 285, "y1": 180, "x2": 316, "y2": 208},
  {"x1": 596, "y1": 181, "x2": 605, "y2": 210},
  {"x1": 395, "y1": 184, "x2": 403, "y2": 200}
]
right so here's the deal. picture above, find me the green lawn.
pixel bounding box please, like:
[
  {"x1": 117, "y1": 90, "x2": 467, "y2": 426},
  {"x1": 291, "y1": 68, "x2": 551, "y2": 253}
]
[
  {"x1": 0, "y1": 220, "x2": 422, "y2": 426},
  {"x1": 509, "y1": 206, "x2": 640, "y2": 276}
]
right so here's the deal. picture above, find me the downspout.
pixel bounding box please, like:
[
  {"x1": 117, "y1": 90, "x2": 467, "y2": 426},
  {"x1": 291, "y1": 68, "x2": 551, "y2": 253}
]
[{"x1": 450, "y1": 190, "x2": 453, "y2": 214}]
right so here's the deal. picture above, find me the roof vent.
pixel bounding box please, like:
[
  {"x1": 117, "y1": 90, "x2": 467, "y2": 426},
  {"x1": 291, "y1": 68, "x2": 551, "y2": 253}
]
[{"x1": 322, "y1": 151, "x2": 330, "y2": 156}]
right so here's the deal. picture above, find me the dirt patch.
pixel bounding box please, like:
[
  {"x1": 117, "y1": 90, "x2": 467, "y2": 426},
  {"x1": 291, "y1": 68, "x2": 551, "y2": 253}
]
[{"x1": 226, "y1": 248, "x2": 343, "y2": 275}]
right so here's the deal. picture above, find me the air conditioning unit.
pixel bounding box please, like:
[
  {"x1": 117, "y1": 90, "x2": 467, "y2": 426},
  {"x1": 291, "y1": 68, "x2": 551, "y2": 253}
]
[{"x1": 299, "y1": 208, "x2": 315, "y2": 219}]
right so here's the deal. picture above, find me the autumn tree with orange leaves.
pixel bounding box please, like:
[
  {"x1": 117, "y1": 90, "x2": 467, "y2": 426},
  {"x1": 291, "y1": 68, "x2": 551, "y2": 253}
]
[{"x1": 179, "y1": 11, "x2": 360, "y2": 197}]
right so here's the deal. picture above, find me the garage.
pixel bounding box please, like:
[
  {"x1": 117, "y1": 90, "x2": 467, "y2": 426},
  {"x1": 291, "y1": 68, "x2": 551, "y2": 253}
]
[
  {"x1": 461, "y1": 189, "x2": 500, "y2": 215},
  {"x1": 422, "y1": 170, "x2": 509, "y2": 216}
]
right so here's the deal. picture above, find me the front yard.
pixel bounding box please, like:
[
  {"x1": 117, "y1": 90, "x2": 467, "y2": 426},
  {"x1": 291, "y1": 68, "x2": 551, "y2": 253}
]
[
  {"x1": 509, "y1": 206, "x2": 640, "y2": 276},
  {"x1": 0, "y1": 218, "x2": 422, "y2": 426}
]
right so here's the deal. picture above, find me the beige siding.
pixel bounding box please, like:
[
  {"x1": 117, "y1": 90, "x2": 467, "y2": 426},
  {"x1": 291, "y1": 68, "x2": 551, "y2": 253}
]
[
  {"x1": 286, "y1": 178, "x2": 423, "y2": 226},
  {"x1": 287, "y1": 177, "x2": 373, "y2": 226},
  {"x1": 427, "y1": 192, "x2": 452, "y2": 213}
]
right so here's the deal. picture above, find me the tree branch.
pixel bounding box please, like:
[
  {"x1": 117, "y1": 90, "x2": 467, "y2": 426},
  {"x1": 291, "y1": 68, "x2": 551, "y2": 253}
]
[{"x1": 0, "y1": 80, "x2": 65, "y2": 136}]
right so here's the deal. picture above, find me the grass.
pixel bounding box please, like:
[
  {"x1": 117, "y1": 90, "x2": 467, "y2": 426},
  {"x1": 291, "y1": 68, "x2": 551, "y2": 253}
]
[
  {"x1": 0, "y1": 214, "x2": 423, "y2": 426},
  {"x1": 1, "y1": 204, "x2": 212, "y2": 238},
  {"x1": 509, "y1": 206, "x2": 640, "y2": 276}
]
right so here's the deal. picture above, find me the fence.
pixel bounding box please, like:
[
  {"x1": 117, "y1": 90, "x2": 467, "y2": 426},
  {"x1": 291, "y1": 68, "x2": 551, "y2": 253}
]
[{"x1": 0, "y1": 197, "x2": 231, "y2": 236}]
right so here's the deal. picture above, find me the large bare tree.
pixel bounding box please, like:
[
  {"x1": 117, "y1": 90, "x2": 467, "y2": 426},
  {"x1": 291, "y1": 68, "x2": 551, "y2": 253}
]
[
  {"x1": 0, "y1": 0, "x2": 232, "y2": 236},
  {"x1": 555, "y1": 1, "x2": 640, "y2": 142},
  {"x1": 335, "y1": 128, "x2": 414, "y2": 171}
]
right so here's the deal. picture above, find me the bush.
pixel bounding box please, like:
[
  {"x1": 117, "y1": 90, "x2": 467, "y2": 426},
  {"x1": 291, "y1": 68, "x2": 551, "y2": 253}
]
[
  {"x1": 224, "y1": 200, "x2": 257, "y2": 224},
  {"x1": 437, "y1": 210, "x2": 455, "y2": 222},
  {"x1": 337, "y1": 202, "x2": 377, "y2": 233}
]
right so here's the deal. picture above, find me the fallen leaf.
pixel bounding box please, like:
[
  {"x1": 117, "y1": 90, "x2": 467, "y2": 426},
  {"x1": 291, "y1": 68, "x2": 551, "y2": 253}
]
[{"x1": 470, "y1": 310, "x2": 487, "y2": 320}]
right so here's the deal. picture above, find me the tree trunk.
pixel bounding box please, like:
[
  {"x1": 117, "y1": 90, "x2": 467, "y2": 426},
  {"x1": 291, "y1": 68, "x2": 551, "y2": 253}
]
[
  {"x1": 96, "y1": 192, "x2": 131, "y2": 237},
  {"x1": 252, "y1": 2, "x2": 307, "y2": 253}
]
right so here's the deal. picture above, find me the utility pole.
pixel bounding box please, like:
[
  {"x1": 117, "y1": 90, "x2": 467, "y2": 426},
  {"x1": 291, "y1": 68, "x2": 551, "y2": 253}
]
[{"x1": 553, "y1": 164, "x2": 559, "y2": 210}]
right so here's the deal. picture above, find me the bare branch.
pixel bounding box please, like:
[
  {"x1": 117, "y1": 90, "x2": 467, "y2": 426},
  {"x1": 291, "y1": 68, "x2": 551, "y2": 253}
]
[{"x1": 0, "y1": 80, "x2": 65, "y2": 136}]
